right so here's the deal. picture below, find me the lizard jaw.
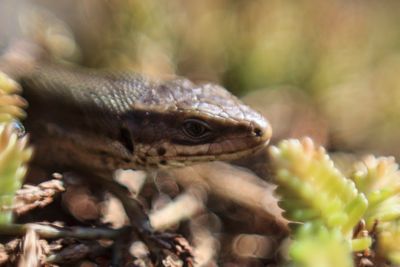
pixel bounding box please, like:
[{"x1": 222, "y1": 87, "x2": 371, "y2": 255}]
[{"x1": 138, "y1": 140, "x2": 269, "y2": 169}]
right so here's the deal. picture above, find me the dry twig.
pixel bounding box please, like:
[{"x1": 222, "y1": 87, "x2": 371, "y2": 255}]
[{"x1": 13, "y1": 178, "x2": 65, "y2": 215}]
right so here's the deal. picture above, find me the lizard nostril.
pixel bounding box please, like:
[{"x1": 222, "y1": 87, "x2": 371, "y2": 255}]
[{"x1": 254, "y1": 127, "x2": 263, "y2": 137}]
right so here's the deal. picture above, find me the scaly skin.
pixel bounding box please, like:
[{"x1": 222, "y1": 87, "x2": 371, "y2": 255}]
[{"x1": 4, "y1": 63, "x2": 271, "y2": 173}]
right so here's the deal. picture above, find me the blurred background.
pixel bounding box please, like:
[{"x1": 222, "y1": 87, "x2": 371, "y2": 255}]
[
  {"x1": 2, "y1": 0, "x2": 400, "y2": 158},
  {"x1": 1, "y1": 0, "x2": 400, "y2": 266}
]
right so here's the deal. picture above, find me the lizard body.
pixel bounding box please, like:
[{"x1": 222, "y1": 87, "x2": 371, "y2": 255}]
[{"x1": 2, "y1": 59, "x2": 271, "y2": 173}]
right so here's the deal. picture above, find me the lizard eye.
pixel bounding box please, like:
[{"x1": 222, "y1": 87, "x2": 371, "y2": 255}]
[{"x1": 182, "y1": 119, "x2": 211, "y2": 139}]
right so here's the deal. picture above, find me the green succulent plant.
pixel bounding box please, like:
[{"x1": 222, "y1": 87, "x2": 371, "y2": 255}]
[
  {"x1": 0, "y1": 72, "x2": 27, "y2": 123},
  {"x1": 0, "y1": 73, "x2": 32, "y2": 224},
  {"x1": 270, "y1": 138, "x2": 400, "y2": 266}
]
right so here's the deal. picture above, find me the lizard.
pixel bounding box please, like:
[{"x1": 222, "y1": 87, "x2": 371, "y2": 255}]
[
  {"x1": 0, "y1": 43, "x2": 272, "y2": 234},
  {"x1": 0, "y1": 46, "x2": 272, "y2": 175}
]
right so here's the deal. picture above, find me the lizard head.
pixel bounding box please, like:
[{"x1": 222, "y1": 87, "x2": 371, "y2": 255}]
[{"x1": 119, "y1": 78, "x2": 272, "y2": 169}]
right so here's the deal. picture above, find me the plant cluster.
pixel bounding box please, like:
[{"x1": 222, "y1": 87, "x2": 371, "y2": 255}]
[{"x1": 270, "y1": 138, "x2": 400, "y2": 266}]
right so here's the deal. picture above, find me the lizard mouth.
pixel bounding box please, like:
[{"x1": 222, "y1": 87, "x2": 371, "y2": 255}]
[
  {"x1": 150, "y1": 140, "x2": 269, "y2": 168},
  {"x1": 215, "y1": 140, "x2": 269, "y2": 160},
  {"x1": 190, "y1": 140, "x2": 269, "y2": 162}
]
